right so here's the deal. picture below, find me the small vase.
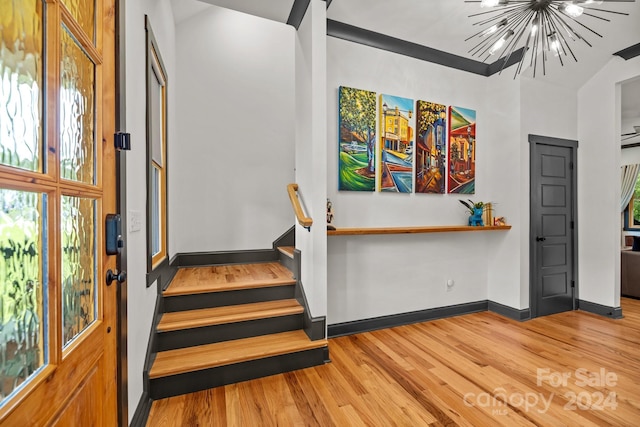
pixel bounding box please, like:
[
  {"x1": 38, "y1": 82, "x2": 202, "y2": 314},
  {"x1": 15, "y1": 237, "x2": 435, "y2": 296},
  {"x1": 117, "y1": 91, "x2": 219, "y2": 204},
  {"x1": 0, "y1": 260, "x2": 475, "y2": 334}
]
[{"x1": 468, "y1": 207, "x2": 484, "y2": 226}]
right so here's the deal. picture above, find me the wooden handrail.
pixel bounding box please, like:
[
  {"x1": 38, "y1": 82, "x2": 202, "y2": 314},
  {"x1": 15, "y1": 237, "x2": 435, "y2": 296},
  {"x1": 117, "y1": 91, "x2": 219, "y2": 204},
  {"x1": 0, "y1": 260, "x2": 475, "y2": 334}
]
[{"x1": 287, "y1": 183, "x2": 313, "y2": 230}]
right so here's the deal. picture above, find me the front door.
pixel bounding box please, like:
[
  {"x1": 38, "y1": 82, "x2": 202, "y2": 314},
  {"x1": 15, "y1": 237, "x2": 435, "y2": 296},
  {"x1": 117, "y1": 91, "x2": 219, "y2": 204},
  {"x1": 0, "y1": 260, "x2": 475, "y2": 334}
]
[
  {"x1": 0, "y1": 0, "x2": 117, "y2": 425},
  {"x1": 530, "y1": 134, "x2": 577, "y2": 318}
]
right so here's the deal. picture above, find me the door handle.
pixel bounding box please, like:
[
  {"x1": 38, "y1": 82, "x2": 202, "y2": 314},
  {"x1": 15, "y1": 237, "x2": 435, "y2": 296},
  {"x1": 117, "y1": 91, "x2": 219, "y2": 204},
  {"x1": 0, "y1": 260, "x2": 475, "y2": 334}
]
[
  {"x1": 106, "y1": 269, "x2": 127, "y2": 286},
  {"x1": 536, "y1": 236, "x2": 546, "y2": 242}
]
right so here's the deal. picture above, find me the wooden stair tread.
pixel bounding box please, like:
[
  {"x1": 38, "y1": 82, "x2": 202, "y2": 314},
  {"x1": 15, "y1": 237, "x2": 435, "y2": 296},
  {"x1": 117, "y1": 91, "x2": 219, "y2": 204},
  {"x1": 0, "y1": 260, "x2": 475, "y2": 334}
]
[
  {"x1": 164, "y1": 262, "x2": 295, "y2": 297},
  {"x1": 277, "y1": 246, "x2": 295, "y2": 258},
  {"x1": 157, "y1": 299, "x2": 303, "y2": 332},
  {"x1": 149, "y1": 331, "x2": 327, "y2": 379}
]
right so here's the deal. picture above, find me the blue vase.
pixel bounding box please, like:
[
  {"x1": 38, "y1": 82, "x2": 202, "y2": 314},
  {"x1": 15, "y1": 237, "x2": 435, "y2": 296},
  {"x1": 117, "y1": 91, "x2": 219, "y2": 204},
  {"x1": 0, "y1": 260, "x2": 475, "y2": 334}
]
[{"x1": 468, "y1": 207, "x2": 484, "y2": 226}]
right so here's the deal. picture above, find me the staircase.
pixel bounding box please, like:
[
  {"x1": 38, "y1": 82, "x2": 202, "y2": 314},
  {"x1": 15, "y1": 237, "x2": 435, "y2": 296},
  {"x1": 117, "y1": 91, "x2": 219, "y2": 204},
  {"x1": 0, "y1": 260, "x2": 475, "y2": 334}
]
[{"x1": 148, "y1": 248, "x2": 328, "y2": 400}]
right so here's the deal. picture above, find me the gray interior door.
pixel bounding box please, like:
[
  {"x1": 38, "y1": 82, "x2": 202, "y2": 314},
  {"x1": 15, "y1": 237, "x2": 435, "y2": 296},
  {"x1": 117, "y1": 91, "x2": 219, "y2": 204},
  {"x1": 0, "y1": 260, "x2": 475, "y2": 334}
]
[{"x1": 530, "y1": 135, "x2": 577, "y2": 318}]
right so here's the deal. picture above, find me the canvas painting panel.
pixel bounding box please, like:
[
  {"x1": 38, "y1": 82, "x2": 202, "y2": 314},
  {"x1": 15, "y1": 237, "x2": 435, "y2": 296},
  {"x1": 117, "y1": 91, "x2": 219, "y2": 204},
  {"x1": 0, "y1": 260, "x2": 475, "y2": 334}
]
[
  {"x1": 379, "y1": 94, "x2": 414, "y2": 193},
  {"x1": 416, "y1": 100, "x2": 447, "y2": 194},
  {"x1": 447, "y1": 106, "x2": 476, "y2": 194},
  {"x1": 338, "y1": 86, "x2": 377, "y2": 191}
]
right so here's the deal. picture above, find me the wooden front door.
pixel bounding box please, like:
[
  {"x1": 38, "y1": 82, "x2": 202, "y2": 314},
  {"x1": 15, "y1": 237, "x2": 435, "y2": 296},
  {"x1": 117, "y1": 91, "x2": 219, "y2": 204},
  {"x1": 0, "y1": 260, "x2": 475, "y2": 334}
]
[{"x1": 0, "y1": 0, "x2": 117, "y2": 425}]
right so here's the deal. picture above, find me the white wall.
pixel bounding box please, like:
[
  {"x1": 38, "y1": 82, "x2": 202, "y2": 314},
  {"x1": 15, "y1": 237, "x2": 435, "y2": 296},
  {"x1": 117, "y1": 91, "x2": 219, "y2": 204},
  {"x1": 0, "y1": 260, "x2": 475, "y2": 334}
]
[
  {"x1": 484, "y1": 73, "x2": 522, "y2": 309},
  {"x1": 124, "y1": 0, "x2": 175, "y2": 422},
  {"x1": 578, "y1": 55, "x2": 640, "y2": 308},
  {"x1": 326, "y1": 37, "x2": 525, "y2": 324},
  {"x1": 171, "y1": 5, "x2": 295, "y2": 254},
  {"x1": 295, "y1": 0, "x2": 328, "y2": 317}
]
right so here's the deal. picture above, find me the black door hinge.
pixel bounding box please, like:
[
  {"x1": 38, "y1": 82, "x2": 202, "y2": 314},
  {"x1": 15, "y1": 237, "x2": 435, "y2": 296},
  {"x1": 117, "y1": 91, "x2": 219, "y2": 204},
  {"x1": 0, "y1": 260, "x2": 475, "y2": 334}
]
[
  {"x1": 571, "y1": 221, "x2": 574, "y2": 229},
  {"x1": 571, "y1": 280, "x2": 575, "y2": 288},
  {"x1": 114, "y1": 132, "x2": 131, "y2": 150}
]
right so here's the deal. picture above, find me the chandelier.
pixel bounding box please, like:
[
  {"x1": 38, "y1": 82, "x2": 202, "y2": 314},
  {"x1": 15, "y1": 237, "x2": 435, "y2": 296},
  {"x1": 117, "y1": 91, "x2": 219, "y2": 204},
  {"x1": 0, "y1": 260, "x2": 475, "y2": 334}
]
[{"x1": 465, "y1": 0, "x2": 631, "y2": 77}]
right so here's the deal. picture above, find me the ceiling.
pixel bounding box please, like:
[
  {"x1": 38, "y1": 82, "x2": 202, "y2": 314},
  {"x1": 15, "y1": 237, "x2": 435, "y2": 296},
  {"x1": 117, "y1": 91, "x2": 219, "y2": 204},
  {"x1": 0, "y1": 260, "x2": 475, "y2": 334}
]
[{"x1": 172, "y1": 0, "x2": 640, "y2": 139}]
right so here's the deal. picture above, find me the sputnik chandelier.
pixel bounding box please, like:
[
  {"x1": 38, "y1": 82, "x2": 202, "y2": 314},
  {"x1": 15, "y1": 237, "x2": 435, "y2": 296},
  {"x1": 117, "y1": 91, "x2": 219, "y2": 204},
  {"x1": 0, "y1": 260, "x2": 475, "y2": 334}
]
[{"x1": 465, "y1": 0, "x2": 631, "y2": 77}]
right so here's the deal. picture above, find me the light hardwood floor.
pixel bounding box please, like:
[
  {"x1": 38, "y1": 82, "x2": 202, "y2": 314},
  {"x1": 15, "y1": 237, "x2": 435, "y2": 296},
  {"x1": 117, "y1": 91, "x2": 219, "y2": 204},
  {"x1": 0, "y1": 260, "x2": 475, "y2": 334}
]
[{"x1": 146, "y1": 298, "x2": 640, "y2": 426}]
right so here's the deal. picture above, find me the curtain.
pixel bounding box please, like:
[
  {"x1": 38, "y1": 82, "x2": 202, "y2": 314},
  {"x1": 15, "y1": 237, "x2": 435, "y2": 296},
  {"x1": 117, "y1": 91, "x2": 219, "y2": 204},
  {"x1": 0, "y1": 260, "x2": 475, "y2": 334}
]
[{"x1": 621, "y1": 164, "x2": 640, "y2": 212}]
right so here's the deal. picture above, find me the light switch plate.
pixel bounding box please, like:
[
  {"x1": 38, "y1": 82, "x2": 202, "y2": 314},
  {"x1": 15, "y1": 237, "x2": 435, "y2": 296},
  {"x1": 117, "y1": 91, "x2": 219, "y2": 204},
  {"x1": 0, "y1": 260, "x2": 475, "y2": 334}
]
[{"x1": 129, "y1": 210, "x2": 142, "y2": 233}]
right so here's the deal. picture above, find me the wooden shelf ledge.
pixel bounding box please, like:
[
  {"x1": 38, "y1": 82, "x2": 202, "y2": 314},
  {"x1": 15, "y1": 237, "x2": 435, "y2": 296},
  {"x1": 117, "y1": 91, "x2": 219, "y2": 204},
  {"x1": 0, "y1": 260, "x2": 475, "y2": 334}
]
[{"x1": 327, "y1": 225, "x2": 511, "y2": 236}]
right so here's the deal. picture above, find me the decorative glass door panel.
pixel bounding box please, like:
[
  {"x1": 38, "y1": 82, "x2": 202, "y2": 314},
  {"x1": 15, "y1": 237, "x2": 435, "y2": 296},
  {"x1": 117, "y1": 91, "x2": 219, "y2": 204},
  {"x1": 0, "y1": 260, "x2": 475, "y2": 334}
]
[
  {"x1": 0, "y1": 188, "x2": 46, "y2": 399},
  {"x1": 60, "y1": 26, "x2": 96, "y2": 185},
  {"x1": 0, "y1": 0, "x2": 43, "y2": 172},
  {"x1": 61, "y1": 195, "x2": 96, "y2": 347}
]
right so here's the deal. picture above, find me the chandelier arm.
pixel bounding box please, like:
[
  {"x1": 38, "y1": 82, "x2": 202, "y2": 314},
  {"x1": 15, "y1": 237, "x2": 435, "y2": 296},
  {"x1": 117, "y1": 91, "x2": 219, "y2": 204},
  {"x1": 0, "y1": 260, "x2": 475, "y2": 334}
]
[
  {"x1": 495, "y1": 16, "x2": 533, "y2": 75},
  {"x1": 472, "y1": 4, "x2": 529, "y2": 26},
  {"x1": 473, "y1": 7, "x2": 532, "y2": 58},
  {"x1": 495, "y1": 13, "x2": 536, "y2": 67},
  {"x1": 552, "y1": 13, "x2": 596, "y2": 46},
  {"x1": 581, "y1": 7, "x2": 629, "y2": 16},
  {"x1": 547, "y1": 11, "x2": 579, "y2": 62},
  {"x1": 559, "y1": 14, "x2": 604, "y2": 38},
  {"x1": 469, "y1": 17, "x2": 517, "y2": 56}
]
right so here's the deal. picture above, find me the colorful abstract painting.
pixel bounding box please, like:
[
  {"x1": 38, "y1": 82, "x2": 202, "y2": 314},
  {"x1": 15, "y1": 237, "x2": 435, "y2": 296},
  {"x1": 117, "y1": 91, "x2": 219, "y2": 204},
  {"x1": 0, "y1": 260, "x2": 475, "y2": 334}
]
[
  {"x1": 379, "y1": 94, "x2": 414, "y2": 193},
  {"x1": 338, "y1": 86, "x2": 376, "y2": 191},
  {"x1": 415, "y1": 100, "x2": 447, "y2": 194},
  {"x1": 447, "y1": 106, "x2": 476, "y2": 194}
]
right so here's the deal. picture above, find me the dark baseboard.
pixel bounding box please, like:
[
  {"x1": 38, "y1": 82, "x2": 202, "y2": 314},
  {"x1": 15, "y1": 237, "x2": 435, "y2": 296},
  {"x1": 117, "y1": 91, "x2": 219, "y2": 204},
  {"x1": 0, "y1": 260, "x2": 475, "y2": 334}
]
[
  {"x1": 293, "y1": 249, "x2": 327, "y2": 341},
  {"x1": 171, "y1": 249, "x2": 279, "y2": 267},
  {"x1": 488, "y1": 301, "x2": 531, "y2": 321},
  {"x1": 129, "y1": 391, "x2": 152, "y2": 427},
  {"x1": 328, "y1": 301, "x2": 488, "y2": 338},
  {"x1": 578, "y1": 299, "x2": 623, "y2": 319},
  {"x1": 146, "y1": 257, "x2": 178, "y2": 289}
]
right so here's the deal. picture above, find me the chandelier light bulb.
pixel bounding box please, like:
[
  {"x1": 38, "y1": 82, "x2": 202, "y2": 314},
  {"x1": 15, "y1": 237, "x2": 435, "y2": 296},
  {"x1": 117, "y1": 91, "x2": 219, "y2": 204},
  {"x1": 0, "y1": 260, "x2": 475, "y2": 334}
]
[
  {"x1": 559, "y1": 2, "x2": 584, "y2": 18},
  {"x1": 481, "y1": 0, "x2": 501, "y2": 7},
  {"x1": 483, "y1": 18, "x2": 508, "y2": 36},
  {"x1": 548, "y1": 32, "x2": 561, "y2": 56},
  {"x1": 531, "y1": 16, "x2": 539, "y2": 36},
  {"x1": 489, "y1": 29, "x2": 514, "y2": 55}
]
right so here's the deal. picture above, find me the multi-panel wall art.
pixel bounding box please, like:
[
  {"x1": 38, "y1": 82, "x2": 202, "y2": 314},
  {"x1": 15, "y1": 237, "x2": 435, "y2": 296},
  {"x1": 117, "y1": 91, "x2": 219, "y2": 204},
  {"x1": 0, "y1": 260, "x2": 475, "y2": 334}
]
[
  {"x1": 379, "y1": 94, "x2": 414, "y2": 193},
  {"x1": 447, "y1": 106, "x2": 476, "y2": 194},
  {"x1": 338, "y1": 86, "x2": 376, "y2": 191},
  {"x1": 416, "y1": 101, "x2": 447, "y2": 194},
  {"x1": 337, "y1": 86, "x2": 476, "y2": 195}
]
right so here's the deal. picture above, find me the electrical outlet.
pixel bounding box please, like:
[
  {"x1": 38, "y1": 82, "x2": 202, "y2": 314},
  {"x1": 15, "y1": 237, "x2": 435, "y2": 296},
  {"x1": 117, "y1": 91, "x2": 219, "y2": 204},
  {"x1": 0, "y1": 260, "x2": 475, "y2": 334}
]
[{"x1": 446, "y1": 279, "x2": 455, "y2": 292}]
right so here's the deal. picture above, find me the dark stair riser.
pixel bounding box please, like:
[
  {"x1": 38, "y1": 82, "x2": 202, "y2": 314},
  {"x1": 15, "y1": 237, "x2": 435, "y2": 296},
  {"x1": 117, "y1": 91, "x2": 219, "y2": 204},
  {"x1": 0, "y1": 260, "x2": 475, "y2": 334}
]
[
  {"x1": 156, "y1": 314, "x2": 304, "y2": 351},
  {"x1": 164, "y1": 284, "x2": 296, "y2": 312},
  {"x1": 278, "y1": 252, "x2": 295, "y2": 274},
  {"x1": 149, "y1": 346, "x2": 328, "y2": 400}
]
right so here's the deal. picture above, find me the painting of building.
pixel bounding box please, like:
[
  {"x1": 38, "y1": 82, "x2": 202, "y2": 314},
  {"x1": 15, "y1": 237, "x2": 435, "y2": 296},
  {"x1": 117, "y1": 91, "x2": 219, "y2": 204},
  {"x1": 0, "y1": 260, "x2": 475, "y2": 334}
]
[
  {"x1": 379, "y1": 94, "x2": 414, "y2": 193},
  {"x1": 447, "y1": 106, "x2": 476, "y2": 194},
  {"x1": 338, "y1": 86, "x2": 377, "y2": 191},
  {"x1": 416, "y1": 100, "x2": 447, "y2": 194}
]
